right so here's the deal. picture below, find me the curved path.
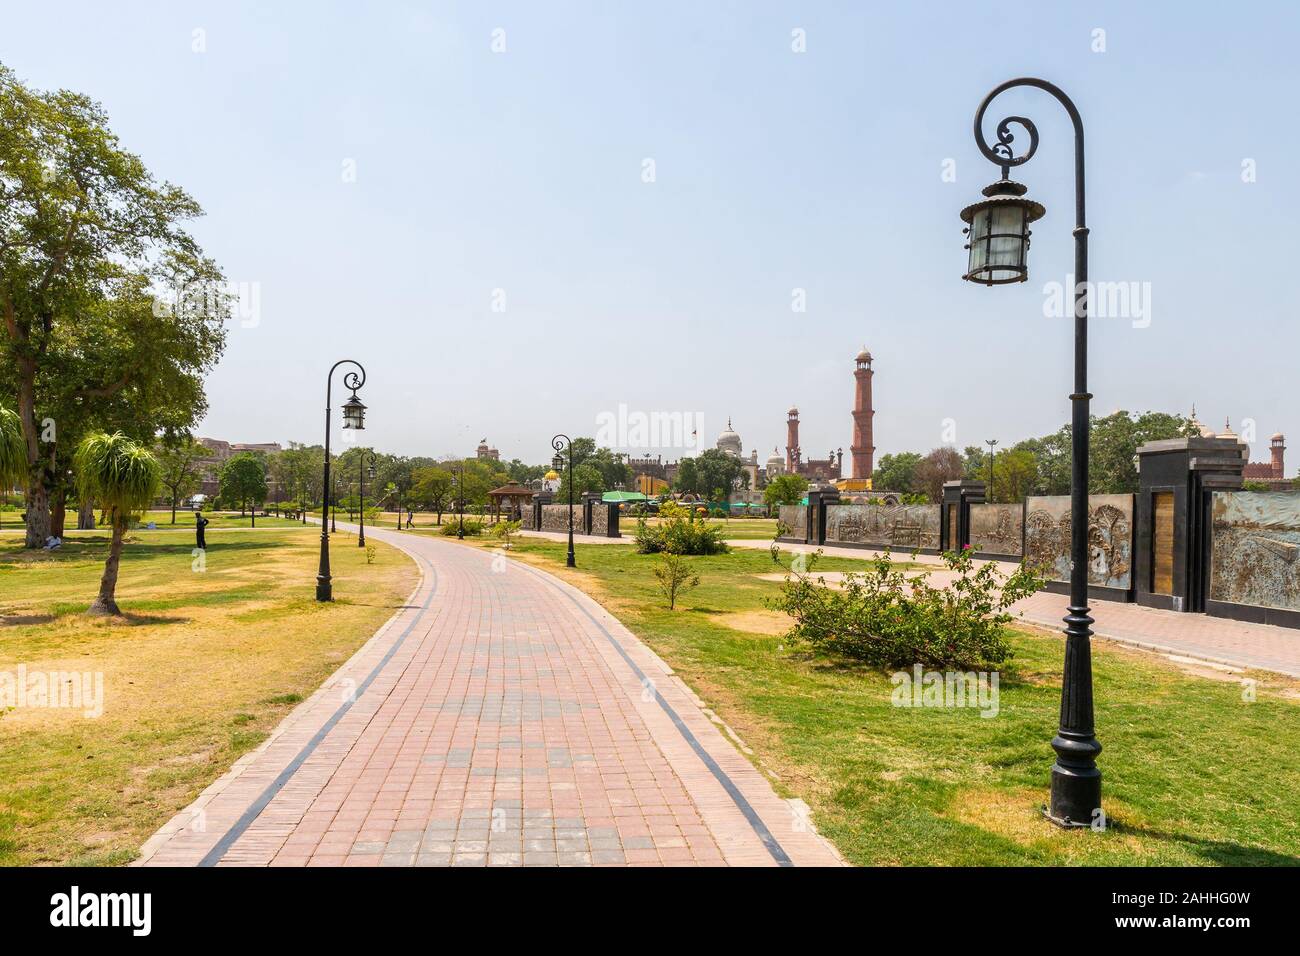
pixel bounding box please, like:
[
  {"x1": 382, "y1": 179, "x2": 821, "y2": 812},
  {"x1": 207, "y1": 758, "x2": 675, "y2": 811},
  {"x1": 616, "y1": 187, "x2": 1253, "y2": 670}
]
[{"x1": 138, "y1": 524, "x2": 842, "y2": 867}]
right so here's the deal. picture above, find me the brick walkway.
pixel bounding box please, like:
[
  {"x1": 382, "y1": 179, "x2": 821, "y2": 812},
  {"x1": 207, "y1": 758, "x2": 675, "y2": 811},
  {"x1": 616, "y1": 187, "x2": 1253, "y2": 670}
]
[
  {"x1": 137, "y1": 526, "x2": 842, "y2": 867},
  {"x1": 735, "y1": 539, "x2": 1300, "y2": 678}
]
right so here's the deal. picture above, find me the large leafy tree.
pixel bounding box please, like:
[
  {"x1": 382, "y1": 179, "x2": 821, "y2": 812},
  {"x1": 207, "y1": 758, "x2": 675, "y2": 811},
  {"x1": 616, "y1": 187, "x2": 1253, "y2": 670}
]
[
  {"x1": 73, "y1": 431, "x2": 161, "y2": 615},
  {"x1": 914, "y1": 447, "x2": 964, "y2": 503},
  {"x1": 874, "y1": 452, "x2": 922, "y2": 494},
  {"x1": 763, "y1": 473, "x2": 808, "y2": 509},
  {"x1": 504, "y1": 458, "x2": 546, "y2": 485},
  {"x1": 410, "y1": 466, "x2": 453, "y2": 522},
  {"x1": 217, "y1": 452, "x2": 267, "y2": 515},
  {"x1": 673, "y1": 449, "x2": 745, "y2": 500},
  {"x1": 155, "y1": 437, "x2": 209, "y2": 522},
  {"x1": 0, "y1": 64, "x2": 227, "y2": 547},
  {"x1": 557, "y1": 462, "x2": 604, "y2": 500}
]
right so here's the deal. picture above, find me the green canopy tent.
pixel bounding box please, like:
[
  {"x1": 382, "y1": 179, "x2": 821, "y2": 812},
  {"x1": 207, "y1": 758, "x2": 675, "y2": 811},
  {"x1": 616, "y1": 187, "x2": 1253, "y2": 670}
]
[{"x1": 602, "y1": 490, "x2": 648, "y2": 503}]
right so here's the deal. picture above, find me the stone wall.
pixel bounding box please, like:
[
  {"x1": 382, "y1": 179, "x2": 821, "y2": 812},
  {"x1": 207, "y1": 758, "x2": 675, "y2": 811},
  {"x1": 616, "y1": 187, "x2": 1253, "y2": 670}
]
[{"x1": 540, "y1": 504, "x2": 578, "y2": 534}]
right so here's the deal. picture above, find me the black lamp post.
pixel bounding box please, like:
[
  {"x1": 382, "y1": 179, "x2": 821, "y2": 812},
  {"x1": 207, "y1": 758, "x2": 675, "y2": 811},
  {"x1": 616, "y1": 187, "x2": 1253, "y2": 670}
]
[
  {"x1": 961, "y1": 77, "x2": 1100, "y2": 828},
  {"x1": 985, "y1": 439, "x2": 999, "y2": 501},
  {"x1": 551, "y1": 434, "x2": 575, "y2": 568},
  {"x1": 316, "y1": 360, "x2": 367, "y2": 602},
  {"x1": 358, "y1": 454, "x2": 375, "y2": 547}
]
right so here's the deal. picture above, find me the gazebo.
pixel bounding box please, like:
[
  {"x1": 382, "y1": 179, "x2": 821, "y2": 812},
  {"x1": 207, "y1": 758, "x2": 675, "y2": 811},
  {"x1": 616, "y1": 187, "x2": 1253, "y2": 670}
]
[{"x1": 486, "y1": 482, "x2": 535, "y2": 523}]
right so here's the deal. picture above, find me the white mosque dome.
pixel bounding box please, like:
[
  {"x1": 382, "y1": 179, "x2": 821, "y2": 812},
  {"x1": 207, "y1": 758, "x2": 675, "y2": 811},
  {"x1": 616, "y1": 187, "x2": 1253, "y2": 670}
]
[{"x1": 716, "y1": 419, "x2": 743, "y2": 457}]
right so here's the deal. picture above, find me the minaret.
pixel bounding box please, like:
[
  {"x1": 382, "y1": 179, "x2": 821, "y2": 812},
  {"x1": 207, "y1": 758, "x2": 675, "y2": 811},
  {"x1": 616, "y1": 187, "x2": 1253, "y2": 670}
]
[
  {"x1": 850, "y1": 346, "x2": 875, "y2": 479},
  {"x1": 1271, "y1": 433, "x2": 1286, "y2": 479},
  {"x1": 785, "y1": 406, "x2": 800, "y2": 472}
]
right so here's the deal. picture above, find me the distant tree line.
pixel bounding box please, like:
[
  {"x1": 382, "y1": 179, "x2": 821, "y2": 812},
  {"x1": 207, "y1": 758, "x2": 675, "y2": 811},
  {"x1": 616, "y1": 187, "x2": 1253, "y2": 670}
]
[{"x1": 874, "y1": 411, "x2": 1198, "y2": 503}]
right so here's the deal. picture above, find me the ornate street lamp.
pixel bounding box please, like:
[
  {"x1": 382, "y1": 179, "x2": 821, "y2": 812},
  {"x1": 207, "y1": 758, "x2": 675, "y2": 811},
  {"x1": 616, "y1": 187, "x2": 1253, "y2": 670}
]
[
  {"x1": 961, "y1": 77, "x2": 1101, "y2": 828},
  {"x1": 316, "y1": 360, "x2": 367, "y2": 602},
  {"x1": 552, "y1": 434, "x2": 576, "y2": 568},
  {"x1": 358, "y1": 454, "x2": 376, "y2": 548}
]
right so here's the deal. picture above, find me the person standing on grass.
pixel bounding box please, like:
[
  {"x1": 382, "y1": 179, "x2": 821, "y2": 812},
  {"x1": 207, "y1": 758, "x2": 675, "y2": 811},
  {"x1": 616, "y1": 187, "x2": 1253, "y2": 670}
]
[{"x1": 195, "y1": 508, "x2": 209, "y2": 550}]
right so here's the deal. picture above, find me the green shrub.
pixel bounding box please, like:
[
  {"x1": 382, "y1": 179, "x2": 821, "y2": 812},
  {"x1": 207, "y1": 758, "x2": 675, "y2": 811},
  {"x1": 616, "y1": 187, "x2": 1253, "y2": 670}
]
[
  {"x1": 440, "y1": 519, "x2": 483, "y2": 536},
  {"x1": 634, "y1": 502, "x2": 728, "y2": 556},
  {"x1": 770, "y1": 547, "x2": 1043, "y2": 670}
]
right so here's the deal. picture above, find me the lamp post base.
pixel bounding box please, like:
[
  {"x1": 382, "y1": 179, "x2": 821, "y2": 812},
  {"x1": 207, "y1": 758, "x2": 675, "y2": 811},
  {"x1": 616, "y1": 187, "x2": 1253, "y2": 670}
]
[
  {"x1": 316, "y1": 578, "x2": 333, "y2": 602},
  {"x1": 1045, "y1": 759, "x2": 1102, "y2": 829}
]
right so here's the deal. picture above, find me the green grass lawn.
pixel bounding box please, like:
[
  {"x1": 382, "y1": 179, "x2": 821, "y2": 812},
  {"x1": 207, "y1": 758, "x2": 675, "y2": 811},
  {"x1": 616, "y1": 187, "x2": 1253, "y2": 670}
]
[
  {"x1": 477, "y1": 537, "x2": 1300, "y2": 866},
  {"x1": 139, "y1": 509, "x2": 307, "y2": 529},
  {"x1": 0, "y1": 525, "x2": 417, "y2": 865}
]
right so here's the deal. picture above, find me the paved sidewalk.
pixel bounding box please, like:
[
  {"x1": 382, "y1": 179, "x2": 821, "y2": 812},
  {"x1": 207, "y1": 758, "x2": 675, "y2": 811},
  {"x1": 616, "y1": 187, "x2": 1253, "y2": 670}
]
[
  {"x1": 138, "y1": 525, "x2": 842, "y2": 867},
  {"x1": 735, "y1": 539, "x2": 1300, "y2": 678}
]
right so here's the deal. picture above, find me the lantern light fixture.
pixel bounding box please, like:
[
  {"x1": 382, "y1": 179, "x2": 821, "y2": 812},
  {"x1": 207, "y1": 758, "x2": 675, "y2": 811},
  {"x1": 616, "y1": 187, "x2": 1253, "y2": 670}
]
[
  {"x1": 960, "y1": 178, "x2": 1045, "y2": 286},
  {"x1": 341, "y1": 392, "x2": 367, "y2": 430}
]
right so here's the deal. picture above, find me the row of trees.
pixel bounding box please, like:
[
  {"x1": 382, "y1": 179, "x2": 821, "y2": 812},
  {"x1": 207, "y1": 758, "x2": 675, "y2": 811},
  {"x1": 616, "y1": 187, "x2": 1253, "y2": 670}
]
[{"x1": 875, "y1": 411, "x2": 1198, "y2": 503}]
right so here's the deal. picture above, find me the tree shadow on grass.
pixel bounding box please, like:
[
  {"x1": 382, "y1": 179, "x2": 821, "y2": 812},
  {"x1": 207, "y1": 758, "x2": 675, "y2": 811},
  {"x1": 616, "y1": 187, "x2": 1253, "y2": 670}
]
[
  {"x1": 0, "y1": 614, "x2": 56, "y2": 627},
  {"x1": 1106, "y1": 819, "x2": 1300, "y2": 866},
  {"x1": 0, "y1": 537, "x2": 286, "y2": 567}
]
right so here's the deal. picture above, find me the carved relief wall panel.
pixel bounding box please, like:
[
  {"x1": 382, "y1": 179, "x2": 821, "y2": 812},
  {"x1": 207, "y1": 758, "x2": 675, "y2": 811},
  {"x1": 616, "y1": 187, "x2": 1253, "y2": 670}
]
[
  {"x1": 1210, "y1": 491, "x2": 1300, "y2": 612},
  {"x1": 1025, "y1": 494, "x2": 1133, "y2": 589}
]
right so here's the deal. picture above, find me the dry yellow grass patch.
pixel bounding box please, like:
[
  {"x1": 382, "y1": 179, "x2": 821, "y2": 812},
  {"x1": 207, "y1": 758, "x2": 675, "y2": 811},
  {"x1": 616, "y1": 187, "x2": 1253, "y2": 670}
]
[{"x1": 0, "y1": 528, "x2": 416, "y2": 865}]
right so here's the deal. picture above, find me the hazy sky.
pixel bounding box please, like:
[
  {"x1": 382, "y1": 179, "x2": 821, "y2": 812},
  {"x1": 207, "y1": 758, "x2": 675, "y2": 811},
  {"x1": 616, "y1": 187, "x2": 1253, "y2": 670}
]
[{"x1": 5, "y1": 1, "x2": 1297, "y2": 470}]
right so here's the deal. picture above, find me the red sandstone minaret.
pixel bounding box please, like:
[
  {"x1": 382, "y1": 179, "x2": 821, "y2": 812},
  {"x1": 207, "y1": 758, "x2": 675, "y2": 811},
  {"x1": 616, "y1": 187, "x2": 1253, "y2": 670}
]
[
  {"x1": 1271, "y1": 433, "x2": 1286, "y2": 479},
  {"x1": 850, "y1": 346, "x2": 875, "y2": 480},
  {"x1": 785, "y1": 407, "x2": 800, "y2": 472}
]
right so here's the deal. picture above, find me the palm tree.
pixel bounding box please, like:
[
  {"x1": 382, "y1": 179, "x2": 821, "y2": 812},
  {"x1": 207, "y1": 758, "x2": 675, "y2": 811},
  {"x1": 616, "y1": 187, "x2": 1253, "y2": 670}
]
[
  {"x1": 1, "y1": 405, "x2": 26, "y2": 529},
  {"x1": 73, "y1": 432, "x2": 161, "y2": 616}
]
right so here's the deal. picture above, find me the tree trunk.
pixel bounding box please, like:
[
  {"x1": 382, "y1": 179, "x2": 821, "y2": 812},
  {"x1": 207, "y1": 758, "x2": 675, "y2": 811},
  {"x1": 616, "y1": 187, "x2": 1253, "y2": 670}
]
[
  {"x1": 77, "y1": 499, "x2": 96, "y2": 530},
  {"x1": 51, "y1": 487, "x2": 67, "y2": 538},
  {"x1": 24, "y1": 480, "x2": 50, "y2": 548},
  {"x1": 87, "y1": 513, "x2": 125, "y2": 616},
  {"x1": 171, "y1": 496, "x2": 178, "y2": 524}
]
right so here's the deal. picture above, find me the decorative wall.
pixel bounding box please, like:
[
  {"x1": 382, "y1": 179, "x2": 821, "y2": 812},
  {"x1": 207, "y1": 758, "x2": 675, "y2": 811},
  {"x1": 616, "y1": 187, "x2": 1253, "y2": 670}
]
[
  {"x1": 778, "y1": 504, "x2": 806, "y2": 541},
  {"x1": 967, "y1": 502, "x2": 1024, "y2": 557},
  {"x1": 1209, "y1": 491, "x2": 1300, "y2": 612},
  {"x1": 1025, "y1": 494, "x2": 1133, "y2": 589},
  {"x1": 590, "y1": 504, "x2": 609, "y2": 536},
  {"x1": 541, "y1": 504, "x2": 578, "y2": 534},
  {"x1": 824, "y1": 503, "x2": 940, "y2": 551}
]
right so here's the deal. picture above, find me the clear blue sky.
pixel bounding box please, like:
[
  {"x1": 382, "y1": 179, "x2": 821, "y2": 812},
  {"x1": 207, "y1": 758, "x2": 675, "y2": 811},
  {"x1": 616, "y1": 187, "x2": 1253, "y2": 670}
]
[{"x1": 5, "y1": 1, "x2": 1297, "y2": 469}]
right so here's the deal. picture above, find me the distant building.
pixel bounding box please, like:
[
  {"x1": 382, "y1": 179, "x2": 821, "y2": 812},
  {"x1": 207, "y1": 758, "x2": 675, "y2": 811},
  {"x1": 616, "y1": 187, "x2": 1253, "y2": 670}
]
[
  {"x1": 193, "y1": 437, "x2": 284, "y2": 501},
  {"x1": 1244, "y1": 432, "x2": 1290, "y2": 489},
  {"x1": 476, "y1": 439, "x2": 501, "y2": 462}
]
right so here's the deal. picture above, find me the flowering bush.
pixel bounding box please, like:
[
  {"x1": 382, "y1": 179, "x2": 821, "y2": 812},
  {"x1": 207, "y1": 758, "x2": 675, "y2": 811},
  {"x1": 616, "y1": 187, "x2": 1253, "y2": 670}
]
[{"x1": 769, "y1": 548, "x2": 1043, "y2": 670}]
